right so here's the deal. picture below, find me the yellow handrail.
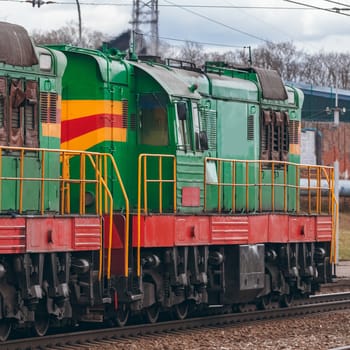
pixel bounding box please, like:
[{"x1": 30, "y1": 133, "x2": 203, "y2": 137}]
[
  {"x1": 0, "y1": 146, "x2": 129, "y2": 281},
  {"x1": 103, "y1": 154, "x2": 130, "y2": 278},
  {"x1": 204, "y1": 156, "x2": 335, "y2": 216},
  {"x1": 137, "y1": 153, "x2": 176, "y2": 276}
]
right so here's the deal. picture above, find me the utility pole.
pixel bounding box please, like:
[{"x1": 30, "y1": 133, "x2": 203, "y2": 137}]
[
  {"x1": 28, "y1": 1, "x2": 82, "y2": 46},
  {"x1": 334, "y1": 86, "x2": 340, "y2": 269},
  {"x1": 130, "y1": 0, "x2": 159, "y2": 56},
  {"x1": 331, "y1": 84, "x2": 346, "y2": 271},
  {"x1": 75, "y1": 0, "x2": 82, "y2": 46}
]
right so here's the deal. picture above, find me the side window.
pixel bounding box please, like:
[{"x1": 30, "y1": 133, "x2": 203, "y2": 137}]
[
  {"x1": 176, "y1": 101, "x2": 190, "y2": 151},
  {"x1": 139, "y1": 93, "x2": 168, "y2": 146},
  {"x1": 39, "y1": 54, "x2": 52, "y2": 72},
  {"x1": 192, "y1": 103, "x2": 208, "y2": 151},
  {"x1": 176, "y1": 101, "x2": 209, "y2": 152}
]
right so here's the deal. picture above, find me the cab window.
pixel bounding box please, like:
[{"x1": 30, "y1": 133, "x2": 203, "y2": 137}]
[
  {"x1": 176, "y1": 101, "x2": 191, "y2": 151},
  {"x1": 139, "y1": 93, "x2": 168, "y2": 146}
]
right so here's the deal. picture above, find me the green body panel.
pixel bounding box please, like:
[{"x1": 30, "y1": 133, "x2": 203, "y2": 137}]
[
  {"x1": 176, "y1": 153, "x2": 204, "y2": 213},
  {"x1": 52, "y1": 46, "x2": 304, "y2": 216},
  {"x1": 0, "y1": 46, "x2": 65, "y2": 214},
  {"x1": 1, "y1": 157, "x2": 19, "y2": 211}
]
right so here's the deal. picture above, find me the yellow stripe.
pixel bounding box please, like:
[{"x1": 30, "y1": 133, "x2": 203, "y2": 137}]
[
  {"x1": 62, "y1": 100, "x2": 123, "y2": 121},
  {"x1": 61, "y1": 127, "x2": 127, "y2": 150},
  {"x1": 42, "y1": 123, "x2": 61, "y2": 138}
]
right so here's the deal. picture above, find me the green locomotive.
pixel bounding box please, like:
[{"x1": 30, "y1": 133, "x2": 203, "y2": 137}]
[
  {"x1": 53, "y1": 44, "x2": 335, "y2": 321},
  {"x1": 0, "y1": 22, "x2": 336, "y2": 340}
]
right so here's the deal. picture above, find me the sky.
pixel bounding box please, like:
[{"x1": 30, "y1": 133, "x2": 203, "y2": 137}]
[{"x1": 2, "y1": 0, "x2": 350, "y2": 54}]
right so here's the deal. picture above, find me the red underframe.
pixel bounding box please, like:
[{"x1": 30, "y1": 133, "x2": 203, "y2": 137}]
[
  {"x1": 131, "y1": 213, "x2": 332, "y2": 248},
  {"x1": 0, "y1": 216, "x2": 101, "y2": 254}
]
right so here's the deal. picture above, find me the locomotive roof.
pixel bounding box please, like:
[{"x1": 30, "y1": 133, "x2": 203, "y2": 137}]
[
  {"x1": 129, "y1": 61, "x2": 202, "y2": 100},
  {"x1": 253, "y1": 67, "x2": 288, "y2": 100},
  {"x1": 205, "y1": 63, "x2": 288, "y2": 101},
  {"x1": 0, "y1": 22, "x2": 38, "y2": 67}
]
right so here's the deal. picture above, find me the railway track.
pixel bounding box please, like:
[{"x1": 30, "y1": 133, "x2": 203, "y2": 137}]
[{"x1": 4, "y1": 292, "x2": 350, "y2": 350}]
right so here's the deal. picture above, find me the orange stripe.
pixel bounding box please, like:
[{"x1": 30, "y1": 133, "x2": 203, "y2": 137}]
[
  {"x1": 61, "y1": 127, "x2": 127, "y2": 150},
  {"x1": 42, "y1": 123, "x2": 61, "y2": 138},
  {"x1": 62, "y1": 100, "x2": 123, "y2": 121},
  {"x1": 290, "y1": 144, "x2": 300, "y2": 155}
]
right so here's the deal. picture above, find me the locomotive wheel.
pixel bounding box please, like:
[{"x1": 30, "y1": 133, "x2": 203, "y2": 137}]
[
  {"x1": 172, "y1": 301, "x2": 188, "y2": 320},
  {"x1": 144, "y1": 303, "x2": 160, "y2": 324},
  {"x1": 0, "y1": 319, "x2": 11, "y2": 342},
  {"x1": 279, "y1": 293, "x2": 293, "y2": 308},
  {"x1": 257, "y1": 295, "x2": 271, "y2": 310},
  {"x1": 33, "y1": 302, "x2": 49, "y2": 337},
  {"x1": 115, "y1": 304, "x2": 129, "y2": 327}
]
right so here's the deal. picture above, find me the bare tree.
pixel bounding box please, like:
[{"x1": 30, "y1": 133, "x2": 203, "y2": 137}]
[
  {"x1": 31, "y1": 21, "x2": 106, "y2": 49},
  {"x1": 180, "y1": 41, "x2": 205, "y2": 65}
]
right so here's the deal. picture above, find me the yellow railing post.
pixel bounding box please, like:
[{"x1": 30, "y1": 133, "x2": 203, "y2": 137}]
[
  {"x1": 40, "y1": 150, "x2": 45, "y2": 215},
  {"x1": 19, "y1": 148, "x2": 24, "y2": 214},
  {"x1": 259, "y1": 162, "x2": 262, "y2": 212},
  {"x1": 159, "y1": 156, "x2": 163, "y2": 213},
  {"x1": 271, "y1": 161, "x2": 275, "y2": 212},
  {"x1": 283, "y1": 162, "x2": 287, "y2": 212},
  {"x1": 0, "y1": 150, "x2": 2, "y2": 212},
  {"x1": 137, "y1": 153, "x2": 176, "y2": 277},
  {"x1": 143, "y1": 156, "x2": 148, "y2": 214},
  {"x1": 316, "y1": 167, "x2": 321, "y2": 214},
  {"x1": 173, "y1": 156, "x2": 177, "y2": 213},
  {"x1": 204, "y1": 158, "x2": 207, "y2": 212},
  {"x1": 217, "y1": 160, "x2": 222, "y2": 213},
  {"x1": 245, "y1": 161, "x2": 249, "y2": 212},
  {"x1": 296, "y1": 165, "x2": 300, "y2": 214},
  {"x1": 232, "y1": 160, "x2": 236, "y2": 213}
]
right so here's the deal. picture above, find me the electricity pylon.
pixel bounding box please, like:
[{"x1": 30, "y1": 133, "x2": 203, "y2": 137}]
[{"x1": 130, "y1": 0, "x2": 159, "y2": 56}]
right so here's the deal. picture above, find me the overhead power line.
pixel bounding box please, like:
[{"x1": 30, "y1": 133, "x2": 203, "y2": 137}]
[
  {"x1": 283, "y1": 0, "x2": 350, "y2": 16},
  {"x1": 322, "y1": 0, "x2": 350, "y2": 11},
  {"x1": 138, "y1": 31, "x2": 245, "y2": 49},
  {"x1": 0, "y1": 0, "x2": 338, "y2": 9},
  {"x1": 161, "y1": 0, "x2": 270, "y2": 43},
  {"x1": 322, "y1": 0, "x2": 350, "y2": 8}
]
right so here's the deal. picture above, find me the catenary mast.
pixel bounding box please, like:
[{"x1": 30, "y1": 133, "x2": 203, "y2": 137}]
[{"x1": 131, "y1": 0, "x2": 159, "y2": 56}]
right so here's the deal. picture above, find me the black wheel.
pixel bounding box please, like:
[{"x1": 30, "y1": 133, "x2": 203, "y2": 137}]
[
  {"x1": 33, "y1": 302, "x2": 49, "y2": 337},
  {"x1": 115, "y1": 304, "x2": 129, "y2": 327},
  {"x1": 236, "y1": 303, "x2": 247, "y2": 313},
  {"x1": 257, "y1": 295, "x2": 271, "y2": 310},
  {"x1": 172, "y1": 301, "x2": 188, "y2": 320},
  {"x1": 0, "y1": 319, "x2": 11, "y2": 342},
  {"x1": 144, "y1": 303, "x2": 160, "y2": 324},
  {"x1": 279, "y1": 294, "x2": 293, "y2": 308}
]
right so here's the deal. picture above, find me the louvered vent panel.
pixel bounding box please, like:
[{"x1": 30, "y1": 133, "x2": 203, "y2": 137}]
[
  {"x1": 247, "y1": 115, "x2": 254, "y2": 140},
  {"x1": 201, "y1": 109, "x2": 217, "y2": 150},
  {"x1": 289, "y1": 120, "x2": 300, "y2": 144},
  {"x1": 40, "y1": 92, "x2": 48, "y2": 122},
  {"x1": 49, "y1": 93, "x2": 57, "y2": 123},
  {"x1": 122, "y1": 99, "x2": 128, "y2": 128},
  {"x1": 130, "y1": 113, "x2": 136, "y2": 130},
  {"x1": 11, "y1": 107, "x2": 20, "y2": 128},
  {"x1": 40, "y1": 92, "x2": 57, "y2": 123},
  {"x1": 25, "y1": 105, "x2": 34, "y2": 130}
]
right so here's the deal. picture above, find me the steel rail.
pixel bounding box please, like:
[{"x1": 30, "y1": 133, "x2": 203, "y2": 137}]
[{"x1": 3, "y1": 293, "x2": 350, "y2": 350}]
